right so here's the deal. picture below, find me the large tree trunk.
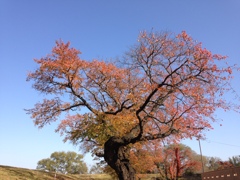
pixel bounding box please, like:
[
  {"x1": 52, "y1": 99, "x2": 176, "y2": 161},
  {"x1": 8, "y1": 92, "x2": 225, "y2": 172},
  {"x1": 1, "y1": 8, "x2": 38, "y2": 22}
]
[{"x1": 104, "y1": 137, "x2": 136, "y2": 180}]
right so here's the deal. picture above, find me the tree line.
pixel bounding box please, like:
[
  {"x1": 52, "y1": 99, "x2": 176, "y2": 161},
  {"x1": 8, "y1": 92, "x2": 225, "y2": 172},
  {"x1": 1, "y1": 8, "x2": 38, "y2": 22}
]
[
  {"x1": 90, "y1": 143, "x2": 240, "y2": 180},
  {"x1": 38, "y1": 148, "x2": 240, "y2": 180}
]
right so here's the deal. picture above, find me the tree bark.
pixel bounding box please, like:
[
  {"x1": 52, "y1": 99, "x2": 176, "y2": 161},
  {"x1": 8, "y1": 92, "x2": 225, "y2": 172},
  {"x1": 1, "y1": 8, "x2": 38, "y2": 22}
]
[
  {"x1": 104, "y1": 137, "x2": 136, "y2": 180},
  {"x1": 175, "y1": 147, "x2": 180, "y2": 180}
]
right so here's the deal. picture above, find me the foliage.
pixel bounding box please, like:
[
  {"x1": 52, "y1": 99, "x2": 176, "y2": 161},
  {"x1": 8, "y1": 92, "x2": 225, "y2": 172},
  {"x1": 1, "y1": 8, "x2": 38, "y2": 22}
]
[
  {"x1": 217, "y1": 161, "x2": 233, "y2": 169},
  {"x1": 36, "y1": 151, "x2": 88, "y2": 174},
  {"x1": 89, "y1": 160, "x2": 119, "y2": 178},
  {"x1": 161, "y1": 144, "x2": 202, "y2": 180},
  {"x1": 204, "y1": 156, "x2": 239, "y2": 171},
  {"x1": 129, "y1": 140, "x2": 164, "y2": 174},
  {"x1": 229, "y1": 155, "x2": 240, "y2": 167},
  {"x1": 205, "y1": 157, "x2": 222, "y2": 171},
  {"x1": 89, "y1": 164, "x2": 104, "y2": 174},
  {"x1": 26, "y1": 30, "x2": 238, "y2": 180},
  {"x1": 130, "y1": 143, "x2": 202, "y2": 179}
]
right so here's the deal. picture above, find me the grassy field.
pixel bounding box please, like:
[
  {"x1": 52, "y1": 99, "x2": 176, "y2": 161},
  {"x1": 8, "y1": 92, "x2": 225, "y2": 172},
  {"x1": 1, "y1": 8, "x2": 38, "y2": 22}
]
[
  {"x1": 0, "y1": 165, "x2": 115, "y2": 180},
  {"x1": 0, "y1": 165, "x2": 201, "y2": 180},
  {"x1": 0, "y1": 165, "x2": 156, "y2": 180}
]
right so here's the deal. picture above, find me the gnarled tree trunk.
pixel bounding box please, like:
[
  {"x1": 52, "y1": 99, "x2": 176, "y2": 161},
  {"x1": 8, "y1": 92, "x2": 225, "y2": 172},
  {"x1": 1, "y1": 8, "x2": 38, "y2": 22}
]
[{"x1": 104, "y1": 137, "x2": 136, "y2": 180}]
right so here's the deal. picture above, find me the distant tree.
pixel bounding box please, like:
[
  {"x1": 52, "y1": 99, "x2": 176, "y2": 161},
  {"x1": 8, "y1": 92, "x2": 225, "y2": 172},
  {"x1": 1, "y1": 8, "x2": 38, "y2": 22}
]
[
  {"x1": 36, "y1": 151, "x2": 88, "y2": 174},
  {"x1": 36, "y1": 158, "x2": 56, "y2": 172},
  {"x1": 217, "y1": 161, "x2": 233, "y2": 170},
  {"x1": 205, "y1": 156, "x2": 235, "y2": 171},
  {"x1": 129, "y1": 143, "x2": 202, "y2": 179},
  {"x1": 129, "y1": 140, "x2": 163, "y2": 174},
  {"x1": 229, "y1": 155, "x2": 240, "y2": 167},
  {"x1": 89, "y1": 164, "x2": 103, "y2": 174},
  {"x1": 90, "y1": 160, "x2": 118, "y2": 177},
  {"x1": 159, "y1": 144, "x2": 202, "y2": 180},
  {"x1": 27, "y1": 30, "x2": 238, "y2": 180},
  {"x1": 205, "y1": 157, "x2": 222, "y2": 171}
]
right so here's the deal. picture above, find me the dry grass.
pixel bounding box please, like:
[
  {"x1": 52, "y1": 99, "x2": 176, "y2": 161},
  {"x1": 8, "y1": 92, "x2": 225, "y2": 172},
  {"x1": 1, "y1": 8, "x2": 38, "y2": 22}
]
[
  {"x1": 0, "y1": 165, "x2": 114, "y2": 180},
  {"x1": 0, "y1": 165, "x2": 200, "y2": 180}
]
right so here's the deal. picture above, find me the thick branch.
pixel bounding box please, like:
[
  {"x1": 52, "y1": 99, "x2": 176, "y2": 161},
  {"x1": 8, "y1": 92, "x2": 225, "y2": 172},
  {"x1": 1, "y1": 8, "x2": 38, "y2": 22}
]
[{"x1": 105, "y1": 99, "x2": 134, "y2": 115}]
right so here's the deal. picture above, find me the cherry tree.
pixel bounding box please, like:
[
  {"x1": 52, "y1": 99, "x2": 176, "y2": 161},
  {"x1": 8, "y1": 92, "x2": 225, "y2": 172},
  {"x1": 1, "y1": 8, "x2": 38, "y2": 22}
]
[{"x1": 26, "y1": 31, "x2": 237, "y2": 180}]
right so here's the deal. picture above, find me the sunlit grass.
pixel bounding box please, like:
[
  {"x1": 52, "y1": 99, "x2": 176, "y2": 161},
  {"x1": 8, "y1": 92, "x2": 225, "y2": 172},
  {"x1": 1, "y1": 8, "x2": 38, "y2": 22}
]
[
  {"x1": 0, "y1": 165, "x2": 114, "y2": 180},
  {"x1": 0, "y1": 165, "x2": 200, "y2": 179}
]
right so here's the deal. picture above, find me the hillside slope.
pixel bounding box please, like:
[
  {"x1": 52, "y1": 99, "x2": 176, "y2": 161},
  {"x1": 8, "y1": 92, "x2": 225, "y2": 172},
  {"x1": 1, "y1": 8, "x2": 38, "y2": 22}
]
[
  {"x1": 0, "y1": 165, "x2": 200, "y2": 179},
  {"x1": 0, "y1": 165, "x2": 112, "y2": 180}
]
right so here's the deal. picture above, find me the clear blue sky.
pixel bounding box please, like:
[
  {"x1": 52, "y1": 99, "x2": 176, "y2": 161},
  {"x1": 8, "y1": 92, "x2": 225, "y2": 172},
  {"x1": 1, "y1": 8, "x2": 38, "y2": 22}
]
[{"x1": 1, "y1": 1, "x2": 240, "y2": 170}]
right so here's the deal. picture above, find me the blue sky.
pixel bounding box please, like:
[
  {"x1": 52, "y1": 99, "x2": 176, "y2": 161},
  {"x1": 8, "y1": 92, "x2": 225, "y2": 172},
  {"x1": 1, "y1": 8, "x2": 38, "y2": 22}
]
[{"x1": 1, "y1": 1, "x2": 240, "y2": 170}]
